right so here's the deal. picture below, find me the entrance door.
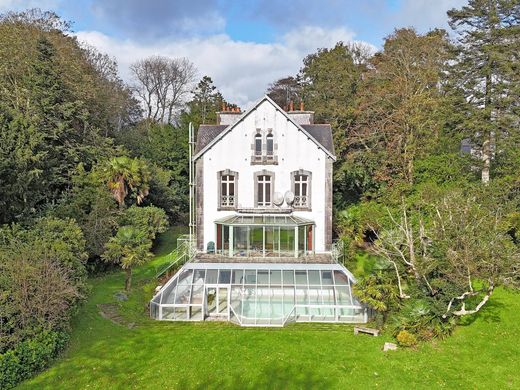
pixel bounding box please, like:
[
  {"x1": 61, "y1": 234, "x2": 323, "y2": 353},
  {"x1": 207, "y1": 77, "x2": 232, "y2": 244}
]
[{"x1": 206, "y1": 286, "x2": 229, "y2": 318}]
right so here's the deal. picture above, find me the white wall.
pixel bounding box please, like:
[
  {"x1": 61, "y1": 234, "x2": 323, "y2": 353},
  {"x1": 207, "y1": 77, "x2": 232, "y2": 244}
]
[{"x1": 199, "y1": 100, "x2": 332, "y2": 253}]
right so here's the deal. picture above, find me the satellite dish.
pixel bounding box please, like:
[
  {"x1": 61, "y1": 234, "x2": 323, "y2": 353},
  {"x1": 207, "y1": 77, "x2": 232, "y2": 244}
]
[
  {"x1": 284, "y1": 191, "x2": 295, "y2": 205},
  {"x1": 273, "y1": 192, "x2": 284, "y2": 206}
]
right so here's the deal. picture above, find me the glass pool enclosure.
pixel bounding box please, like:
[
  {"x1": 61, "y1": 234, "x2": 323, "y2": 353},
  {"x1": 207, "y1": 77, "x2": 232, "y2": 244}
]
[{"x1": 150, "y1": 263, "x2": 367, "y2": 326}]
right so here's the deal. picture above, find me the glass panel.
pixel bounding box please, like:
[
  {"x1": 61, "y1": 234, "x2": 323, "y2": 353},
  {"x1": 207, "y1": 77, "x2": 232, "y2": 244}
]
[
  {"x1": 270, "y1": 270, "x2": 282, "y2": 285},
  {"x1": 298, "y1": 226, "x2": 305, "y2": 255},
  {"x1": 302, "y1": 182, "x2": 307, "y2": 196},
  {"x1": 223, "y1": 225, "x2": 230, "y2": 255},
  {"x1": 321, "y1": 271, "x2": 334, "y2": 285},
  {"x1": 255, "y1": 136, "x2": 262, "y2": 155},
  {"x1": 232, "y1": 269, "x2": 244, "y2": 284},
  {"x1": 229, "y1": 182, "x2": 234, "y2": 196},
  {"x1": 283, "y1": 270, "x2": 294, "y2": 285},
  {"x1": 174, "y1": 307, "x2": 187, "y2": 320},
  {"x1": 257, "y1": 182, "x2": 263, "y2": 203},
  {"x1": 283, "y1": 287, "x2": 295, "y2": 317},
  {"x1": 334, "y1": 270, "x2": 349, "y2": 286},
  {"x1": 207, "y1": 287, "x2": 217, "y2": 314},
  {"x1": 244, "y1": 270, "x2": 256, "y2": 284},
  {"x1": 335, "y1": 286, "x2": 351, "y2": 305},
  {"x1": 265, "y1": 227, "x2": 279, "y2": 257},
  {"x1": 175, "y1": 284, "x2": 191, "y2": 304},
  {"x1": 218, "y1": 270, "x2": 231, "y2": 284},
  {"x1": 233, "y1": 226, "x2": 248, "y2": 256},
  {"x1": 257, "y1": 270, "x2": 269, "y2": 284},
  {"x1": 206, "y1": 269, "x2": 218, "y2": 284},
  {"x1": 295, "y1": 270, "x2": 307, "y2": 285},
  {"x1": 242, "y1": 286, "x2": 256, "y2": 322},
  {"x1": 162, "y1": 307, "x2": 175, "y2": 320},
  {"x1": 265, "y1": 183, "x2": 271, "y2": 203},
  {"x1": 189, "y1": 305, "x2": 203, "y2": 320},
  {"x1": 190, "y1": 283, "x2": 204, "y2": 305},
  {"x1": 308, "y1": 270, "x2": 320, "y2": 285},
  {"x1": 249, "y1": 226, "x2": 263, "y2": 256},
  {"x1": 279, "y1": 227, "x2": 295, "y2": 256},
  {"x1": 218, "y1": 287, "x2": 228, "y2": 314},
  {"x1": 221, "y1": 182, "x2": 227, "y2": 196}
]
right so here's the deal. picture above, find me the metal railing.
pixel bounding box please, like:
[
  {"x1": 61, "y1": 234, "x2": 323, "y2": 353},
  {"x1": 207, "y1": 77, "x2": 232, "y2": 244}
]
[
  {"x1": 331, "y1": 239, "x2": 345, "y2": 265},
  {"x1": 155, "y1": 235, "x2": 196, "y2": 278}
]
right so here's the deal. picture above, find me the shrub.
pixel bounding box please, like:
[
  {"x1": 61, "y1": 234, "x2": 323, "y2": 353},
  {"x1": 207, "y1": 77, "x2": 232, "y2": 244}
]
[
  {"x1": 396, "y1": 330, "x2": 417, "y2": 347},
  {"x1": 0, "y1": 331, "x2": 68, "y2": 389}
]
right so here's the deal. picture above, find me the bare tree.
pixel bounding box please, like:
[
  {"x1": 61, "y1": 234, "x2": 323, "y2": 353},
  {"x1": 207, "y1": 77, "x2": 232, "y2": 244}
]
[{"x1": 130, "y1": 56, "x2": 196, "y2": 123}]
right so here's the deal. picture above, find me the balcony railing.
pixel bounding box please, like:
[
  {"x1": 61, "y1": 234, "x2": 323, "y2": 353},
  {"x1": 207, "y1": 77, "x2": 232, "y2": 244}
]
[
  {"x1": 220, "y1": 195, "x2": 235, "y2": 207},
  {"x1": 293, "y1": 195, "x2": 308, "y2": 208}
]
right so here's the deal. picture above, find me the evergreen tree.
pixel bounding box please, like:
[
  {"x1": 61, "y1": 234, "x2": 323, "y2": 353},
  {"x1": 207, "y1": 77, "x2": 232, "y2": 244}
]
[{"x1": 448, "y1": 0, "x2": 520, "y2": 183}]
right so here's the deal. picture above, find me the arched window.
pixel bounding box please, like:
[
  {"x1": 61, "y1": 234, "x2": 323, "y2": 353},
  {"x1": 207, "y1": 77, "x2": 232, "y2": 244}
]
[
  {"x1": 266, "y1": 133, "x2": 274, "y2": 157},
  {"x1": 254, "y1": 133, "x2": 262, "y2": 156}
]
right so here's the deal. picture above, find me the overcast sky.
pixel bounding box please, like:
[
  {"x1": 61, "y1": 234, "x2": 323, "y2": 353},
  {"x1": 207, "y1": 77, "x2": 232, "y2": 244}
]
[{"x1": 1, "y1": 0, "x2": 467, "y2": 107}]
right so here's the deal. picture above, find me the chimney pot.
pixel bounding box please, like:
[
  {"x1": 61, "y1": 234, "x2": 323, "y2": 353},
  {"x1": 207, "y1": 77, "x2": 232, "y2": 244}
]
[
  {"x1": 300, "y1": 101, "x2": 304, "y2": 111},
  {"x1": 289, "y1": 100, "x2": 294, "y2": 111}
]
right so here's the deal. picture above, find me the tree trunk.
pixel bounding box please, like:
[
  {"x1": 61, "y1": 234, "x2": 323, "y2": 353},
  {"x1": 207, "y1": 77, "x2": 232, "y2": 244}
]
[{"x1": 125, "y1": 268, "x2": 132, "y2": 291}]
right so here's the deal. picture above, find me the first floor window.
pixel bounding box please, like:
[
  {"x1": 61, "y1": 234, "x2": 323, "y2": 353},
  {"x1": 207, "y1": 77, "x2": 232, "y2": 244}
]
[
  {"x1": 257, "y1": 175, "x2": 271, "y2": 206},
  {"x1": 221, "y1": 174, "x2": 235, "y2": 207},
  {"x1": 254, "y1": 133, "x2": 262, "y2": 156},
  {"x1": 266, "y1": 133, "x2": 274, "y2": 157},
  {"x1": 294, "y1": 174, "x2": 309, "y2": 207}
]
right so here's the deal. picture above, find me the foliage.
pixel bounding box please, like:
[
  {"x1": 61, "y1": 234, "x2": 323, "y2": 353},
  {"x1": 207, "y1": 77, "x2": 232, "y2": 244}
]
[
  {"x1": 98, "y1": 156, "x2": 151, "y2": 208},
  {"x1": 0, "y1": 218, "x2": 87, "y2": 351},
  {"x1": 102, "y1": 225, "x2": 154, "y2": 291},
  {"x1": 267, "y1": 76, "x2": 302, "y2": 109},
  {"x1": 395, "y1": 330, "x2": 417, "y2": 348},
  {"x1": 353, "y1": 271, "x2": 400, "y2": 327},
  {"x1": 119, "y1": 205, "x2": 168, "y2": 240},
  {"x1": 0, "y1": 330, "x2": 68, "y2": 389}
]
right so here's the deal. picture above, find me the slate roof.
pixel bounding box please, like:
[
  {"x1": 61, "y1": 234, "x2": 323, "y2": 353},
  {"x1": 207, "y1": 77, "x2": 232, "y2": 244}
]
[
  {"x1": 195, "y1": 125, "x2": 228, "y2": 154},
  {"x1": 195, "y1": 123, "x2": 334, "y2": 156}
]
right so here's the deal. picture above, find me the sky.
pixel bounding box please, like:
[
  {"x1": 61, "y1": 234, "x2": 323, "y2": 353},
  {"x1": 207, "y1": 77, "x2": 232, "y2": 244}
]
[{"x1": 0, "y1": 0, "x2": 467, "y2": 107}]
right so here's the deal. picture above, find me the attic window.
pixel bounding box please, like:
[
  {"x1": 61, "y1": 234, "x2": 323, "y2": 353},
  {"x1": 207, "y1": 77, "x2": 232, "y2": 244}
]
[{"x1": 266, "y1": 133, "x2": 274, "y2": 156}]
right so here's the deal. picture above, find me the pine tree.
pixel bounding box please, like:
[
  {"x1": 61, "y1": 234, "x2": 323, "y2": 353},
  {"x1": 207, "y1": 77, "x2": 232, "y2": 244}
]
[{"x1": 448, "y1": 0, "x2": 520, "y2": 184}]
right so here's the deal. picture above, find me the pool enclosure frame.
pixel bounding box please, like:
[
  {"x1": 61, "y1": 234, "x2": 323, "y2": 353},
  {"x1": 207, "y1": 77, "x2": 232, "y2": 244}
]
[
  {"x1": 150, "y1": 262, "x2": 368, "y2": 327},
  {"x1": 214, "y1": 214, "x2": 315, "y2": 258}
]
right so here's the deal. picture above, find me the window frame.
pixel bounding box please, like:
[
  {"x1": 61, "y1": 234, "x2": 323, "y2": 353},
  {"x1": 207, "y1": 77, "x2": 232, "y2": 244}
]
[
  {"x1": 254, "y1": 170, "x2": 275, "y2": 207},
  {"x1": 291, "y1": 170, "x2": 312, "y2": 210},
  {"x1": 218, "y1": 170, "x2": 239, "y2": 210}
]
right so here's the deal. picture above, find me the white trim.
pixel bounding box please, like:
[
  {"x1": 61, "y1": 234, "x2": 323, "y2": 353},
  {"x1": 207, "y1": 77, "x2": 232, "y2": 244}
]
[{"x1": 193, "y1": 95, "x2": 336, "y2": 161}]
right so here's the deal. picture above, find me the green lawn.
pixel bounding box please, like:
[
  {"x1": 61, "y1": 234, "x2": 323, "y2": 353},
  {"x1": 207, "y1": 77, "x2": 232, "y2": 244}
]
[{"x1": 18, "y1": 227, "x2": 520, "y2": 389}]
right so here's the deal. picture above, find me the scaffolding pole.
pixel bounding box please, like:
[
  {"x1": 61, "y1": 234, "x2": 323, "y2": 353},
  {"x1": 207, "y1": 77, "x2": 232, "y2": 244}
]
[{"x1": 188, "y1": 122, "x2": 195, "y2": 245}]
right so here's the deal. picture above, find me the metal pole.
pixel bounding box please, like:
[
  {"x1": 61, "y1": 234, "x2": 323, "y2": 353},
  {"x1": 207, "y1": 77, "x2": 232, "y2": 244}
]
[{"x1": 188, "y1": 122, "x2": 194, "y2": 244}]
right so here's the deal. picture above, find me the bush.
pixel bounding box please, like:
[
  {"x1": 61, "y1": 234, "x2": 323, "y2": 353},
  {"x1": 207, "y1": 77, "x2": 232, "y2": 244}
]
[
  {"x1": 0, "y1": 331, "x2": 68, "y2": 389},
  {"x1": 396, "y1": 330, "x2": 417, "y2": 347}
]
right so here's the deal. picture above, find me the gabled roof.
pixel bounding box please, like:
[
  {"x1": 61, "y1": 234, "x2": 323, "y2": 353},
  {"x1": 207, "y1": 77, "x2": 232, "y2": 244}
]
[{"x1": 193, "y1": 95, "x2": 336, "y2": 161}]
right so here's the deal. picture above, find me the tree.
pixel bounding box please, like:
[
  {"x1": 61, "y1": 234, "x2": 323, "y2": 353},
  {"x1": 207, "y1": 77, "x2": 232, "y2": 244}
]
[
  {"x1": 448, "y1": 0, "x2": 520, "y2": 184},
  {"x1": 371, "y1": 190, "x2": 519, "y2": 319},
  {"x1": 102, "y1": 226, "x2": 153, "y2": 291},
  {"x1": 119, "y1": 205, "x2": 168, "y2": 240},
  {"x1": 267, "y1": 76, "x2": 302, "y2": 109},
  {"x1": 99, "y1": 157, "x2": 151, "y2": 208},
  {"x1": 350, "y1": 29, "x2": 453, "y2": 188},
  {"x1": 130, "y1": 56, "x2": 196, "y2": 123}
]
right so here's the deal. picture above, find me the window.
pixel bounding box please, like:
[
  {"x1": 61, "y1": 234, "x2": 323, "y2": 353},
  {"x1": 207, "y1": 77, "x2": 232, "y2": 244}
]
[
  {"x1": 254, "y1": 133, "x2": 262, "y2": 156},
  {"x1": 292, "y1": 170, "x2": 311, "y2": 209},
  {"x1": 266, "y1": 133, "x2": 274, "y2": 157},
  {"x1": 257, "y1": 174, "x2": 272, "y2": 206},
  {"x1": 218, "y1": 170, "x2": 238, "y2": 209}
]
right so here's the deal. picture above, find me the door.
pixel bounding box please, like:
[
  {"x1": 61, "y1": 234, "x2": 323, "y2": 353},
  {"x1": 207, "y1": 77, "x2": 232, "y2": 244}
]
[{"x1": 206, "y1": 286, "x2": 229, "y2": 318}]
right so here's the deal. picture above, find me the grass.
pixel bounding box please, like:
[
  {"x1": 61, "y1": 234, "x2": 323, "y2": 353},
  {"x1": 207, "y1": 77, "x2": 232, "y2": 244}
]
[{"x1": 18, "y1": 227, "x2": 520, "y2": 389}]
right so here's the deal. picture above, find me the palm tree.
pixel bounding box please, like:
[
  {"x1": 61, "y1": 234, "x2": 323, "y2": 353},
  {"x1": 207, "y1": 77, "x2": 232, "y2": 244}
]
[
  {"x1": 102, "y1": 226, "x2": 153, "y2": 291},
  {"x1": 103, "y1": 157, "x2": 151, "y2": 208}
]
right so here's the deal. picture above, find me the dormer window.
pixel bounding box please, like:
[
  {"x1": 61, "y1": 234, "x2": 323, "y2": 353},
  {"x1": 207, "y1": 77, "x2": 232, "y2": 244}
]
[{"x1": 218, "y1": 170, "x2": 238, "y2": 210}]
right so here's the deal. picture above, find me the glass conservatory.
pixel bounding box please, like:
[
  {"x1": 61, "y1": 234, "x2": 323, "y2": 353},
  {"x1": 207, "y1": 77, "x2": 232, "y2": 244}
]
[
  {"x1": 214, "y1": 214, "x2": 315, "y2": 257},
  {"x1": 150, "y1": 263, "x2": 367, "y2": 326}
]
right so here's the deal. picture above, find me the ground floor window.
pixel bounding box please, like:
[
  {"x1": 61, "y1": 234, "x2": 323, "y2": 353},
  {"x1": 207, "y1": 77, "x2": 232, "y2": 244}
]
[{"x1": 215, "y1": 222, "x2": 313, "y2": 257}]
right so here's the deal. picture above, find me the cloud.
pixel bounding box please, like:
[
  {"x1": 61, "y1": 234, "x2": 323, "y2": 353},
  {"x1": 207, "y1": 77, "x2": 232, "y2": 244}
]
[
  {"x1": 75, "y1": 26, "x2": 371, "y2": 108},
  {"x1": 89, "y1": 0, "x2": 225, "y2": 40}
]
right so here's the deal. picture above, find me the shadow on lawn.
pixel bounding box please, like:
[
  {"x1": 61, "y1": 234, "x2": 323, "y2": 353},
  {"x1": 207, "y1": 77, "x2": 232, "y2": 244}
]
[{"x1": 457, "y1": 296, "x2": 505, "y2": 327}]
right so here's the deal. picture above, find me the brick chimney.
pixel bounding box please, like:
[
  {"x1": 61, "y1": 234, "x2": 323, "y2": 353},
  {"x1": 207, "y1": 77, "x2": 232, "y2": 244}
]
[
  {"x1": 287, "y1": 100, "x2": 314, "y2": 124},
  {"x1": 217, "y1": 105, "x2": 242, "y2": 125}
]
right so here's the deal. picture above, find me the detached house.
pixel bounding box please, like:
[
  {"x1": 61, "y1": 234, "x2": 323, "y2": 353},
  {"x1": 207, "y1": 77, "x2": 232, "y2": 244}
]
[{"x1": 151, "y1": 95, "x2": 366, "y2": 326}]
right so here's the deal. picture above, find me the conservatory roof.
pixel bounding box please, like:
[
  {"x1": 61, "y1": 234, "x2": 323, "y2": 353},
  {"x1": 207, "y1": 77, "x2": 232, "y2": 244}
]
[
  {"x1": 151, "y1": 262, "x2": 364, "y2": 327},
  {"x1": 215, "y1": 214, "x2": 314, "y2": 226}
]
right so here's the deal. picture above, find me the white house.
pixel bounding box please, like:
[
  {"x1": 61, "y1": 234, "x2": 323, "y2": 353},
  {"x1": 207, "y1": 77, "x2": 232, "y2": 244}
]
[
  {"x1": 150, "y1": 95, "x2": 367, "y2": 326},
  {"x1": 193, "y1": 95, "x2": 334, "y2": 257}
]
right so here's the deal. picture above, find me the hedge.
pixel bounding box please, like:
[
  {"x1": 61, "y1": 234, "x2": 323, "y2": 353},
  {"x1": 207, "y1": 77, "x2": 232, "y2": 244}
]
[{"x1": 0, "y1": 330, "x2": 68, "y2": 389}]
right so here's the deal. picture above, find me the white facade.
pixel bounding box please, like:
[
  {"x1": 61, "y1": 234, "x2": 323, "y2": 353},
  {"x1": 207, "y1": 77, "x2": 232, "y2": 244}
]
[{"x1": 194, "y1": 96, "x2": 335, "y2": 255}]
